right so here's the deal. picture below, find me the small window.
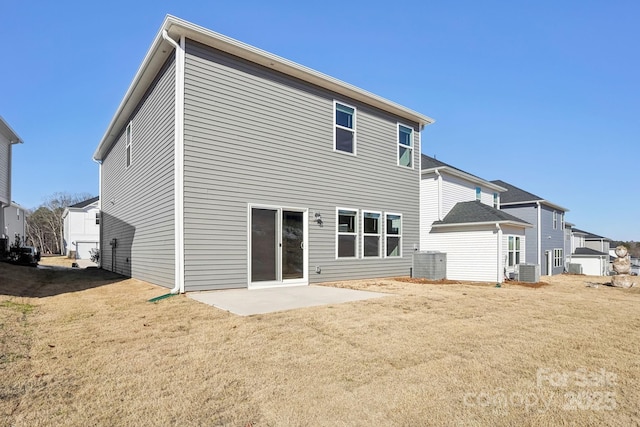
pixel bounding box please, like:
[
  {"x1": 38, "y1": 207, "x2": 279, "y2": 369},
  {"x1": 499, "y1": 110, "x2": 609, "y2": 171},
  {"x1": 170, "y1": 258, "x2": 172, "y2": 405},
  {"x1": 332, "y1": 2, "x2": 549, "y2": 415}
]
[
  {"x1": 508, "y1": 236, "x2": 521, "y2": 266},
  {"x1": 125, "y1": 121, "x2": 132, "y2": 167},
  {"x1": 337, "y1": 209, "x2": 358, "y2": 258},
  {"x1": 553, "y1": 248, "x2": 563, "y2": 268},
  {"x1": 362, "y1": 211, "x2": 381, "y2": 258},
  {"x1": 475, "y1": 187, "x2": 482, "y2": 201},
  {"x1": 398, "y1": 124, "x2": 413, "y2": 168},
  {"x1": 560, "y1": 212, "x2": 565, "y2": 229},
  {"x1": 552, "y1": 211, "x2": 557, "y2": 229},
  {"x1": 96, "y1": 212, "x2": 100, "y2": 225},
  {"x1": 334, "y1": 102, "x2": 356, "y2": 154},
  {"x1": 17, "y1": 208, "x2": 20, "y2": 220},
  {"x1": 385, "y1": 213, "x2": 402, "y2": 257},
  {"x1": 493, "y1": 193, "x2": 499, "y2": 208}
]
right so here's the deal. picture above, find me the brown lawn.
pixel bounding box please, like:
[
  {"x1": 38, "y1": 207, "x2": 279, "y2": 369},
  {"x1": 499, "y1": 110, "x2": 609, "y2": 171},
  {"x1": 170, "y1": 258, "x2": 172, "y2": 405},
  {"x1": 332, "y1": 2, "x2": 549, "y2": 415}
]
[{"x1": 1, "y1": 257, "x2": 639, "y2": 426}]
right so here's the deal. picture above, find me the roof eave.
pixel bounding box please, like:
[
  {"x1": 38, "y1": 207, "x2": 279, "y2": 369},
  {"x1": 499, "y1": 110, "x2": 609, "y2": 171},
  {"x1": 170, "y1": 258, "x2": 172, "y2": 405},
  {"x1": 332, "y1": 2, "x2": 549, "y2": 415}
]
[
  {"x1": 432, "y1": 220, "x2": 532, "y2": 229},
  {"x1": 421, "y1": 167, "x2": 507, "y2": 192},
  {"x1": 501, "y1": 199, "x2": 569, "y2": 212},
  {"x1": 0, "y1": 116, "x2": 24, "y2": 144},
  {"x1": 94, "y1": 15, "x2": 435, "y2": 161}
]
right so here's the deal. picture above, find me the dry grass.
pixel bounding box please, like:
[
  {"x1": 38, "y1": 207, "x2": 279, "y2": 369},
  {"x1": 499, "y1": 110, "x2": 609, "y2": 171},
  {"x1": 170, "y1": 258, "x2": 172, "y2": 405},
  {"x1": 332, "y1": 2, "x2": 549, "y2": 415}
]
[{"x1": 1, "y1": 259, "x2": 639, "y2": 426}]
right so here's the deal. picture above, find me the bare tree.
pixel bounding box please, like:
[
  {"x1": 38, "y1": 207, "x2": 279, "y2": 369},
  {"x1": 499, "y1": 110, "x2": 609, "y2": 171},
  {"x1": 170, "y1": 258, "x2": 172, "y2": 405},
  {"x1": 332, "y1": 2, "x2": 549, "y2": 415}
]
[{"x1": 26, "y1": 192, "x2": 94, "y2": 254}]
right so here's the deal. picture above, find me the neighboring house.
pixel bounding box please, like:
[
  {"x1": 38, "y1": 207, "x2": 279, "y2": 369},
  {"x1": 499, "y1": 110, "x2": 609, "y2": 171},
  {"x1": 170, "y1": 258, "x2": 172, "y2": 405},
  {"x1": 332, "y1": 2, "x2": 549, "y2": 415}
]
[
  {"x1": 0, "y1": 116, "x2": 23, "y2": 254},
  {"x1": 573, "y1": 229, "x2": 612, "y2": 255},
  {"x1": 568, "y1": 247, "x2": 609, "y2": 276},
  {"x1": 3, "y1": 202, "x2": 26, "y2": 246},
  {"x1": 491, "y1": 180, "x2": 569, "y2": 275},
  {"x1": 62, "y1": 196, "x2": 100, "y2": 260},
  {"x1": 93, "y1": 16, "x2": 434, "y2": 292},
  {"x1": 420, "y1": 155, "x2": 531, "y2": 282}
]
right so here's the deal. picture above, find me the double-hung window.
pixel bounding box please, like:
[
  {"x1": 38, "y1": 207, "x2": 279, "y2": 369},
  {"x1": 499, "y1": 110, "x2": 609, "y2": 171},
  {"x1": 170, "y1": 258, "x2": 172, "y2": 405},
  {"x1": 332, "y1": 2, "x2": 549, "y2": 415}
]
[
  {"x1": 125, "y1": 121, "x2": 132, "y2": 167},
  {"x1": 552, "y1": 211, "x2": 558, "y2": 229},
  {"x1": 95, "y1": 212, "x2": 100, "y2": 225},
  {"x1": 493, "y1": 192, "x2": 499, "y2": 208},
  {"x1": 362, "y1": 211, "x2": 381, "y2": 257},
  {"x1": 553, "y1": 249, "x2": 563, "y2": 268},
  {"x1": 385, "y1": 213, "x2": 402, "y2": 257},
  {"x1": 475, "y1": 187, "x2": 482, "y2": 201},
  {"x1": 398, "y1": 124, "x2": 413, "y2": 167},
  {"x1": 337, "y1": 209, "x2": 358, "y2": 258},
  {"x1": 334, "y1": 102, "x2": 356, "y2": 154},
  {"x1": 508, "y1": 236, "x2": 521, "y2": 266}
]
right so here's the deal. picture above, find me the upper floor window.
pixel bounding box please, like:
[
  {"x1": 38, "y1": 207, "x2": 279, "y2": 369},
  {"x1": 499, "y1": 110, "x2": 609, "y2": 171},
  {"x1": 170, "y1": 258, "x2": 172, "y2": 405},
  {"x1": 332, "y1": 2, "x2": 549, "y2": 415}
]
[
  {"x1": 398, "y1": 124, "x2": 413, "y2": 168},
  {"x1": 560, "y1": 212, "x2": 565, "y2": 229},
  {"x1": 385, "y1": 213, "x2": 402, "y2": 257},
  {"x1": 334, "y1": 102, "x2": 356, "y2": 154},
  {"x1": 493, "y1": 193, "x2": 499, "y2": 208},
  {"x1": 337, "y1": 208, "x2": 358, "y2": 258},
  {"x1": 95, "y1": 212, "x2": 100, "y2": 225},
  {"x1": 125, "y1": 121, "x2": 133, "y2": 167},
  {"x1": 553, "y1": 211, "x2": 558, "y2": 229},
  {"x1": 475, "y1": 187, "x2": 481, "y2": 201},
  {"x1": 362, "y1": 211, "x2": 381, "y2": 257}
]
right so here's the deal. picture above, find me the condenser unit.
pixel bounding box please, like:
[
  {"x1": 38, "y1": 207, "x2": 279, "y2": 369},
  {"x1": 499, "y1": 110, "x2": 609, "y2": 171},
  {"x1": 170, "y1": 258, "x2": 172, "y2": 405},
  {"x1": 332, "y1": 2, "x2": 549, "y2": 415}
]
[{"x1": 517, "y1": 264, "x2": 540, "y2": 283}]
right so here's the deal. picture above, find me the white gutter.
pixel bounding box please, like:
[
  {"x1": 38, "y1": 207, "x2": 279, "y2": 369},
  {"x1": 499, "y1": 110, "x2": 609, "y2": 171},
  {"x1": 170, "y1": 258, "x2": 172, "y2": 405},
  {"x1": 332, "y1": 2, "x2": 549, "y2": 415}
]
[
  {"x1": 162, "y1": 30, "x2": 186, "y2": 294},
  {"x1": 496, "y1": 223, "x2": 503, "y2": 283},
  {"x1": 93, "y1": 158, "x2": 102, "y2": 268},
  {"x1": 435, "y1": 169, "x2": 443, "y2": 221},
  {"x1": 536, "y1": 201, "x2": 541, "y2": 266}
]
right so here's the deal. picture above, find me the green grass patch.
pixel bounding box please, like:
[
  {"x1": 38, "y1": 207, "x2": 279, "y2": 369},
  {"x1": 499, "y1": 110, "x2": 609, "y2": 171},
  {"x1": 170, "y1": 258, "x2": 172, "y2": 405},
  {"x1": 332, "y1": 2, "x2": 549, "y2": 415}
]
[{"x1": 0, "y1": 300, "x2": 36, "y2": 315}]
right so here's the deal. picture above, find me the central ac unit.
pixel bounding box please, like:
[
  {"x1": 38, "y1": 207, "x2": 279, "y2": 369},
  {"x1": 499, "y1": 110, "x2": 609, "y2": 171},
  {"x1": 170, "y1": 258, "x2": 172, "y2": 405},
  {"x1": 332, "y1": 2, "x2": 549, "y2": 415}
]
[{"x1": 517, "y1": 264, "x2": 540, "y2": 283}]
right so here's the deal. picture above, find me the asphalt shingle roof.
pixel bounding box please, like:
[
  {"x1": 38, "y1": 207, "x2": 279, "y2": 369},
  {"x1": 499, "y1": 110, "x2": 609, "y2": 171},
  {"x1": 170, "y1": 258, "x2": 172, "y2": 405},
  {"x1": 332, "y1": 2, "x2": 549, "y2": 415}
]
[
  {"x1": 571, "y1": 228, "x2": 610, "y2": 241},
  {"x1": 433, "y1": 200, "x2": 531, "y2": 226},
  {"x1": 573, "y1": 247, "x2": 608, "y2": 256},
  {"x1": 69, "y1": 196, "x2": 99, "y2": 209},
  {"x1": 490, "y1": 180, "x2": 543, "y2": 204}
]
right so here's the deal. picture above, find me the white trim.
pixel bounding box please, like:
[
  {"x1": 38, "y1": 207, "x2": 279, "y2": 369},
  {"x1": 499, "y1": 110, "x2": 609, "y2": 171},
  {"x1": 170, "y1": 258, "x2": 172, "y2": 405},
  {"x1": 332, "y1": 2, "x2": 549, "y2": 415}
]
[
  {"x1": 397, "y1": 122, "x2": 414, "y2": 169},
  {"x1": 170, "y1": 34, "x2": 186, "y2": 294},
  {"x1": 125, "y1": 121, "x2": 133, "y2": 168},
  {"x1": 336, "y1": 207, "x2": 359, "y2": 259},
  {"x1": 361, "y1": 210, "x2": 382, "y2": 258},
  {"x1": 384, "y1": 212, "x2": 402, "y2": 258},
  {"x1": 537, "y1": 201, "x2": 542, "y2": 266},
  {"x1": 333, "y1": 100, "x2": 357, "y2": 156},
  {"x1": 421, "y1": 167, "x2": 507, "y2": 193},
  {"x1": 247, "y1": 204, "x2": 308, "y2": 289},
  {"x1": 496, "y1": 224, "x2": 503, "y2": 283},
  {"x1": 500, "y1": 200, "x2": 569, "y2": 212},
  {"x1": 432, "y1": 220, "x2": 531, "y2": 229}
]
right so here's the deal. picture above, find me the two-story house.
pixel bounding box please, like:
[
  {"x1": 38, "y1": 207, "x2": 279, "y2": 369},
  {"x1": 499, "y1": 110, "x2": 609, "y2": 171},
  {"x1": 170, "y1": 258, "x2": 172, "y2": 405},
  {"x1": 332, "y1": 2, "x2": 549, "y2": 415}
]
[
  {"x1": 566, "y1": 227, "x2": 611, "y2": 276},
  {"x1": 0, "y1": 116, "x2": 23, "y2": 254},
  {"x1": 491, "y1": 180, "x2": 569, "y2": 275},
  {"x1": 420, "y1": 155, "x2": 531, "y2": 282},
  {"x1": 62, "y1": 196, "x2": 100, "y2": 260},
  {"x1": 93, "y1": 16, "x2": 434, "y2": 293}
]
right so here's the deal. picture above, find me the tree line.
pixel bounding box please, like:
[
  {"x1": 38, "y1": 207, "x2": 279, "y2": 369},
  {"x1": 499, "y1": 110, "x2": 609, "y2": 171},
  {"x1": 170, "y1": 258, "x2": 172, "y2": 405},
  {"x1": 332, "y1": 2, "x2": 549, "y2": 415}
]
[
  {"x1": 611, "y1": 241, "x2": 640, "y2": 259},
  {"x1": 25, "y1": 192, "x2": 94, "y2": 254}
]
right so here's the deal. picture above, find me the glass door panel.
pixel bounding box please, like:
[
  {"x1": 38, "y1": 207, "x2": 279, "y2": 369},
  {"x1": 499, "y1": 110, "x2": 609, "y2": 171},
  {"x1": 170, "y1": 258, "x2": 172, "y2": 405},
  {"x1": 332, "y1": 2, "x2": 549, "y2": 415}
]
[
  {"x1": 251, "y1": 208, "x2": 277, "y2": 282},
  {"x1": 282, "y1": 210, "x2": 304, "y2": 280}
]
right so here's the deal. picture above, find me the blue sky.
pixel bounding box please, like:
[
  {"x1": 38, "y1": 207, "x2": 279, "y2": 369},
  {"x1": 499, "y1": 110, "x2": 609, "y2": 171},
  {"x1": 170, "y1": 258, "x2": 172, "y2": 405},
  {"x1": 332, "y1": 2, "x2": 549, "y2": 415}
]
[{"x1": 2, "y1": 1, "x2": 638, "y2": 240}]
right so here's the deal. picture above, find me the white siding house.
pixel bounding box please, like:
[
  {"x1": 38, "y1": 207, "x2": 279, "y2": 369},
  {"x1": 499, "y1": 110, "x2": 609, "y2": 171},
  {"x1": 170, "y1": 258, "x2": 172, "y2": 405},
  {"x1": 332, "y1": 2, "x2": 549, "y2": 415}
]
[
  {"x1": 420, "y1": 155, "x2": 531, "y2": 282},
  {"x1": 0, "y1": 116, "x2": 23, "y2": 253},
  {"x1": 62, "y1": 196, "x2": 100, "y2": 260}
]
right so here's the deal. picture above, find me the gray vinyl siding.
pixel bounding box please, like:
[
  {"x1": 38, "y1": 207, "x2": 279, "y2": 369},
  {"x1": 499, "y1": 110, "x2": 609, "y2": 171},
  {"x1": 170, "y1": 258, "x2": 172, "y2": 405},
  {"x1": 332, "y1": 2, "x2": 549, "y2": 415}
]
[
  {"x1": 0, "y1": 136, "x2": 10, "y2": 205},
  {"x1": 500, "y1": 204, "x2": 538, "y2": 265},
  {"x1": 100, "y1": 55, "x2": 176, "y2": 287},
  {"x1": 182, "y1": 40, "x2": 420, "y2": 291},
  {"x1": 539, "y1": 205, "x2": 566, "y2": 275}
]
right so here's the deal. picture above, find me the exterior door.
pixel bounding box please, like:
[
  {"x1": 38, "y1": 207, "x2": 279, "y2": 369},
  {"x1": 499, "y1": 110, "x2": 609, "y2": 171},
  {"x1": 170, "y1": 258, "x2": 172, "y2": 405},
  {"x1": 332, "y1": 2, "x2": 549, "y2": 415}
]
[{"x1": 250, "y1": 206, "x2": 307, "y2": 288}]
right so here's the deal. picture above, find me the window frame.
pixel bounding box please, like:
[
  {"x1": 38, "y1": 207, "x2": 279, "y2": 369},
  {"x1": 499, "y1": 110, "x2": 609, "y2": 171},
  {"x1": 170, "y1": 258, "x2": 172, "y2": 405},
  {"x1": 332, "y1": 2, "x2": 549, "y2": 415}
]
[
  {"x1": 553, "y1": 248, "x2": 563, "y2": 268},
  {"x1": 95, "y1": 212, "x2": 100, "y2": 225},
  {"x1": 336, "y1": 207, "x2": 359, "y2": 259},
  {"x1": 475, "y1": 187, "x2": 482, "y2": 201},
  {"x1": 397, "y1": 123, "x2": 414, "y2": 168},
  {"x1": 507, "y1": 236, "x2": 522, "y2": 266},
  {"x1": 333, "y1": 101, "x2": 357, "y2": 155},
  {"x1": 384, "y1": 212, "x2": 402, "y2": 258},
  {"x1": 125, "y1": 121, "x2": 133, "y2": 168},
  {"x1": 361, "y1": 210, "x2": 382, "y2": 258},
  {"x1": 493, "y1": 193, "x2": 499, "y2": 208},
  {"x1": 552, "y1": 210, "x2": 558, "y2": 229}
]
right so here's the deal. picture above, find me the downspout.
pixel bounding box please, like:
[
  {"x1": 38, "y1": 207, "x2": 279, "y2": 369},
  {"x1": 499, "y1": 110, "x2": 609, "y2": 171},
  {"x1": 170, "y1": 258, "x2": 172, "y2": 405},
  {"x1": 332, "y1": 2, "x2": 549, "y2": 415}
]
[
  {"x1": 496, "y1": 223, "x2": 503, "y2": 283},
  {"x1": 536, "y1": 201, "x2": 541, "y2": 266},
  {"x1": 435, "y1": 169, "x2": 443, "y2": 221},
  {"x1": 162, "y1": 30, "x2": 186, "y2": 294}
]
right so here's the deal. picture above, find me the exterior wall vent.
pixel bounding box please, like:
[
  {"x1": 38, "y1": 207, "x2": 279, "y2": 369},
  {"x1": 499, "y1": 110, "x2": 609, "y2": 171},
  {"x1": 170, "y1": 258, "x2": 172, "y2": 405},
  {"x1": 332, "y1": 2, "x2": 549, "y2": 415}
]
[
  {"x1": 412, "y1": 251, "x2": 446, "y2": 280},
  {"x1": 517, "y1": 264, "x2": 540, "y2": 283}
]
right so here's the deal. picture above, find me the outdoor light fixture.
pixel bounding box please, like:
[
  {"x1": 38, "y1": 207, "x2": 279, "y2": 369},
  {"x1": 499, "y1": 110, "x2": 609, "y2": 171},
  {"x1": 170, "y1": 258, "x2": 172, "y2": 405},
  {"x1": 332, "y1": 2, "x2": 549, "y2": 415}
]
[{"x1": 314, "y1": 212, "x2": 323, "y2": 226}]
